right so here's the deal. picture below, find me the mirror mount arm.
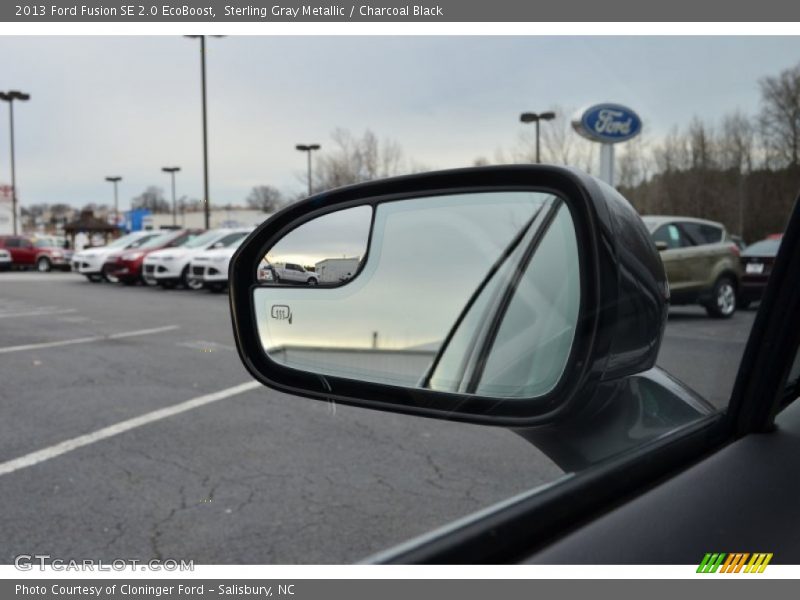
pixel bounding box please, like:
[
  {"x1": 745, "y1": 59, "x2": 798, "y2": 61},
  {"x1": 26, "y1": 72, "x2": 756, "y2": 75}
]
[{"x1": 511, "y1": 367, "x2": 716, "y2": 472}]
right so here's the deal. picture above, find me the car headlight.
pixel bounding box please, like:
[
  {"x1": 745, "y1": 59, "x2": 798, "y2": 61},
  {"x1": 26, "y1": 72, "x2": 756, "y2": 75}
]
[
  {"x1": 212, "y1": 256, "x2": 228, "y2": 263},
  {"x1": 160, "y1": 256, "x2": 175, "y2": 261},
  {"x1": 124, "y1": 252, "x2": 143, "y2": 261},
  {"x1": 51, "y1": 251, "x2": 63, "y2": 258}
]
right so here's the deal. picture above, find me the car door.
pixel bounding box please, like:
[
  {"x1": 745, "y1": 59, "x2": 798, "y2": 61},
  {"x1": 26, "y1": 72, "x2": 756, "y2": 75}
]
[
  {"x1": 15, "y1": 237, "x2": 36, "y2": 266},
  {"x1": 652, "y1": 223, "x2": 697, "y2": 296},
  {"x1": 286, "y1": 263, "x2": 303, "y2": 282},
  {"x1": 679, "y1": 221, "x2": 728, "y2": 286}
]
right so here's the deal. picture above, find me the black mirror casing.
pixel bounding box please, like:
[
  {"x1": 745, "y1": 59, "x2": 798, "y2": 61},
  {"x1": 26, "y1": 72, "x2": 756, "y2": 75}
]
[{"x1": 229, "y1": 165, "x2": 669, "y2": 428}]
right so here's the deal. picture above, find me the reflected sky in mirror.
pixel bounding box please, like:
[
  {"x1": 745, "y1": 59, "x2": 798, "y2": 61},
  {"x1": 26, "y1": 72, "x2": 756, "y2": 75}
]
[{"x1": 264, "y1": 206, "x2": 372, "y2": 269}]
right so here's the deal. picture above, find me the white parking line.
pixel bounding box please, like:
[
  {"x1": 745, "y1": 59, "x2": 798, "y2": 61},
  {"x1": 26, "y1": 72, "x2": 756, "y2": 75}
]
[
  {"x1": 0, "y1": 325, "x2": 180, "y2": 354},
  {"x1": 0, "y1": 309, "x2": 78, "y2": 319},
  {"x1": 0, "y1": 380, "x2": 262, "y2": 477}
]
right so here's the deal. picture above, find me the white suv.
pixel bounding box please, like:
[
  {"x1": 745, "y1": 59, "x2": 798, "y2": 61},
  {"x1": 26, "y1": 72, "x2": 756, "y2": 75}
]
[
  {"x1": 187, "y1": 229, "x2": 252, "y2": 292},
  {"x1": 145, "y1": 228, "x2": 250, "y2": 289}
]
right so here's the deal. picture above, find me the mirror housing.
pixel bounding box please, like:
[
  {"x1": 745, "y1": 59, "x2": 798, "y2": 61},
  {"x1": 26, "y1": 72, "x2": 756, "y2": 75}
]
[
  {"x1": 655, "y1": 241, "x2": 669, "y2": 252},
  {"x1": 230, "y1": 166, "x2": 670, "y2": 428}
]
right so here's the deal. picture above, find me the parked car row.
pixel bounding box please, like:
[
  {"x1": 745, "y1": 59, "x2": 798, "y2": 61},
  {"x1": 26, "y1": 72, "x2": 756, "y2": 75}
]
[
  {"x1": 6, "y1": 217, "x2": 781, "y2": 315},
  {"x1": 71, "y1": 227, "x2": 253, "y2": 292},
  {"x1": 644, "y1": 215, "x2": 780, "y2": 317}
]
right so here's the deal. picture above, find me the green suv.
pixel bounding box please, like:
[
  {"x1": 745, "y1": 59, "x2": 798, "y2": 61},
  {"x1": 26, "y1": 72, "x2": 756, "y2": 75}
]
[{"x1": 643, "y1": 216, "x2": 742, "y2": 318}]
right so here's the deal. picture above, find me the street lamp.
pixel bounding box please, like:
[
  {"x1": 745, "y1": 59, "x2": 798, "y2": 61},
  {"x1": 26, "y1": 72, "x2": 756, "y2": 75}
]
[
  {"x1": 105, "y1": 176, "x2": 122, "y2": 228},
  {"x1": 0, "y1": 90, "x2": 31, "y2": 235},
  {"x1": 296, "y1": 144, "x2": 321, "y2": 197},
  {"x1": 185, "y1": 35, "x2": 223, "y2": 230},
  {"x1": 161, "y1": 167, "x2": 181, "y2": 226},
  {"x1": 520, "y1": 111, "x2": 556, "y2": 164}
]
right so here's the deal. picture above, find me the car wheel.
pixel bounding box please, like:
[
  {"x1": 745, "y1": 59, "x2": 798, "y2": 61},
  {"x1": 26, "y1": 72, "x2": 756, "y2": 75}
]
[
  {"x1": 705, "y1": 276, "x2": 737, "y2": 318},
  {"x1": 101, "y1": 265, "x2": 119, "y2": 283},
  {"x1": 181, "y1": 266, "x2": 203, "y2": 290},
  {"x1": 307, "y1": 278, "x2": 318, "y2": 286},
  {"x1": 36, "y1": 257, "x2": 51, "y2": 272},
  {"x1": 86, "y1": 274, "x2": 103, "y2": 283}
]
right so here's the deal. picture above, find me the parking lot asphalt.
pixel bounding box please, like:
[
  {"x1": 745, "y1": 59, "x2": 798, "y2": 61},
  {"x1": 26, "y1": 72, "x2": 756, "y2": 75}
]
[{"x1": 0, "y1": 273, "x2": 755, "y2": 563}]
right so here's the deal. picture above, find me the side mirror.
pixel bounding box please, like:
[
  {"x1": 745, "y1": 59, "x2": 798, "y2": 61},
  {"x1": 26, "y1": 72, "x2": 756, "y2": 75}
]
[
  {"x1": 211, "y1": 241, "x2": 225, "y2": 249},
  {"x1": 230, "y1": 166, "x2": 676, "y2": 435},
  {"x1": 655, "y1": 241, "x2": 669, "y2": 252}
]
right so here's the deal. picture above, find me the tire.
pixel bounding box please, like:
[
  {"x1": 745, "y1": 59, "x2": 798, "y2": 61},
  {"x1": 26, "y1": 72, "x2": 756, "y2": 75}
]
[
  {"x1": 181, "y1": 266, "x2": 204, "y2": 290},
  {"x1": 36, "y1": 257, "x2": 51, "y2": 273},
  {"x1": 86, "y1": 274, "x2": 103, "y2": 283},
  {"x1": 705, "y1": 276, "x2": 737, "y2": 318},
  {"x1": 307, "y1": 278, "x2": 318, "y2": 286},
  {"x1": 101, "y1": 265, "x2": 119, "y2": 283}
]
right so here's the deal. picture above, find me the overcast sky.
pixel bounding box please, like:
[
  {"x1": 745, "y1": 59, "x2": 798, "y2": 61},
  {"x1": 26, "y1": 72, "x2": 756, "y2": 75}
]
[{"x1": 1, "y1": 36, "x2": 799, "y2": 210}]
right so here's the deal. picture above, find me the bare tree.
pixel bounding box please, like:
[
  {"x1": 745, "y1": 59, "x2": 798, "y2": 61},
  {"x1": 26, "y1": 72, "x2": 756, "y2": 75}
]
[
  {"x1": 131, "y1": 186, "x2": 169, "y2": 213},
  {"x1": 688, "y1": 117, "x2": 716, "y2": 171},
  {"x1": 719, "y1": 111, "x2": 755, "y2": 173},
  {"x1": 246, "y1": 185, "x2": 284, "y2": 213},
  {"x1": 616, "y1": 135, "x2": 650, "y2": 189},
  {"x1": 759, "y1": 62, "x2": 800, "y2": 168},
  {"x1": 511, "y1": 106, "x2": 596, "y2": 174},
  {"x1": 653, "y1": 126, "x2": 690, "y2": 173},
  {"x1": 313, "y1": 129, "x2": 406, "y2": 192}
]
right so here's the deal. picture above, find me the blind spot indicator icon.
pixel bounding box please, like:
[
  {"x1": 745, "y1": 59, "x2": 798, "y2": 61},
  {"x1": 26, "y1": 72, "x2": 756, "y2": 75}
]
[{"x1": 271, "y1": 305, "x2": 292, "y2": 324}]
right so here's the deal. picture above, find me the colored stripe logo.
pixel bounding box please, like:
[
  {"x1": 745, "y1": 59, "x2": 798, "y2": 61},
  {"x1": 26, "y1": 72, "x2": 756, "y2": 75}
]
[{"x1": 697, "y1": 553, "x2": 773, "y2": 573}]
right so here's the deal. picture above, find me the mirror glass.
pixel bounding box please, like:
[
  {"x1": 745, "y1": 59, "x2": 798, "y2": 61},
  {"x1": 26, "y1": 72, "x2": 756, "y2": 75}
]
[
  {"x1": 257, "y1": 206, "x2": 372, "y2": 285},
  {"x1": 253, "y1": 191, "x2": 580, "y2": 399}
]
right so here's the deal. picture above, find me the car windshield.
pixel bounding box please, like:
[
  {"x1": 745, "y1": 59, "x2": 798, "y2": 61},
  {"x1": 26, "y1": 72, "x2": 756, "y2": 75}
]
[
  {"x1": 137, "y1": 232, "x2": 176, "y2": 249},
  {"x1": 33, "y1": 238, "x2": 58, "y2": 248},
  {"x1": 106, "y1": 233, "x2": 153, "y2": 249},
  {"x1": 182, "y1": 230, "x2": 223, "y2": 249},
  {"x1": 743, "y1": 239, "x2": 781, "y2": 256}
]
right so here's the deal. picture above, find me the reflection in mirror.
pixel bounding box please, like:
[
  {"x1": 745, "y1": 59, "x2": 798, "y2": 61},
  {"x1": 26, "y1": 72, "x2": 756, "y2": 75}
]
[
  {"x1": 254, "y1": 192, "x2": 581, "y2": 400},
  {"x1": 257, "y1": 206, "x2": 372, "y2": 285}
]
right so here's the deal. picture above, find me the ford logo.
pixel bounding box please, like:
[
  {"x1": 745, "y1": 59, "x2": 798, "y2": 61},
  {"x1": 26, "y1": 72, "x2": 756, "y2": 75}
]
[{"x1": 572, "y1": 104, "x2": 642, "y2": 144}]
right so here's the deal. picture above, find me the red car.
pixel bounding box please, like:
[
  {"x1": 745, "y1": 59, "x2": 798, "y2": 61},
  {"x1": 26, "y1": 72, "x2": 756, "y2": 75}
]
[
  {"x1": 102, "y1": 229, "x2": 202, "y2": 284},
  {"x1": 0, "y1": 235, "x2": 72, "y2": 272}
]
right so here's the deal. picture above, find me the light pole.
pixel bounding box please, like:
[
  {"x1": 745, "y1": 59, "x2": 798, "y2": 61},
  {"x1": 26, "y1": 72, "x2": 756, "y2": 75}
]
[
  {"x1": 0, "y1": 90, "x2": 31, "y2": 235},
  {"x1": 296, "y1": 144, "x2": 320, "y2": 196},
  {"x1": 186, "y1": 35, "x2": 223, "y2": 230},
  {"x1": 105, "y1": 176, "x2": 122, "y2": 228},
  {"x1": 162, "y1": 167, "x2": 181, "y2": 227},
  {"x1": 520, "y1": 111, "x2": 556, "y2": 164}
]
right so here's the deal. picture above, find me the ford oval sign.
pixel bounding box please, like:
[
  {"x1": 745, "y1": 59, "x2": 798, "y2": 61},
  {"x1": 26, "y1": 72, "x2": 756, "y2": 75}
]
[{"x1": 572, "y1": 104, "x2": 642, "y2": 144}]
